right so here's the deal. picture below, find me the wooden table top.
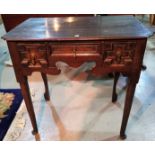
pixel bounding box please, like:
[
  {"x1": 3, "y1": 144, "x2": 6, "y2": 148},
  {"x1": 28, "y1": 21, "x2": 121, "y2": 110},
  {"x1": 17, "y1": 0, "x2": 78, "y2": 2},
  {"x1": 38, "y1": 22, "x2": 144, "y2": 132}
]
[{"x1": 2, "y1": 16, "x2": 152, "y2": 41}]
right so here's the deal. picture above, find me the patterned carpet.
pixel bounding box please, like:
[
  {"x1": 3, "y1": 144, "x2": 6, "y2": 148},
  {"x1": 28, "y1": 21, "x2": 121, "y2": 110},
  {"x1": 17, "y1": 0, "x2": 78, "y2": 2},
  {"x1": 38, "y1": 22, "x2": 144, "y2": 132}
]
[{"x1": 0, "y1": 89, "x2": 23, "y2": 140}]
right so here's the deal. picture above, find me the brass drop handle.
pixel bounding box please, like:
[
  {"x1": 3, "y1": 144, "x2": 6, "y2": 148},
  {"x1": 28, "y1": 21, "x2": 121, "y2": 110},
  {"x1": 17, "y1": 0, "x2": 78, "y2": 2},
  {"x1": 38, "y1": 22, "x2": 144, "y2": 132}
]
[
  {"x1": 73, "y1": 47, "x2": 77, "y2": 52},
  {"x1": 21, "y1": 59, "x2": 29, "y2": 66},
  {"x1": 116, "y1": 50, "x2": 122, "y2": 63},
  {"x1": 30, "y1": 52, "x2": 37, "y2": 65},
  {"x1": 104, "y1": 58, "x2": 113, "y2": 65},
  {"x1": 73, "y1": 47, "x2": 77, "y2": 58}
]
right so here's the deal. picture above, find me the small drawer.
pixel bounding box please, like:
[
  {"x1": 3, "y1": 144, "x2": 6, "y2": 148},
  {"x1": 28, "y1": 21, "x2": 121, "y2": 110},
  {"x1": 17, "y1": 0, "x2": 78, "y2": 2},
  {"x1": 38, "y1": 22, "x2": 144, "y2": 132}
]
[
  {"x1": 51, "y1": 43, "x2": 100, "y2": 53},
  {"x1": 16, "y1": 43, "x2": 50, "y2": 68},
  {"x1": 52, "y1": 44, "x2": 75, "y2": 52},
  {"x1": 101, "y1": 41, "x2": 136, "y2": 66},
  {"x1": 49, "y1": 44, "x2": 76, "y2": 66},
  {"x1": 75, "y1": 44, "x2": 101, "y2": 62},
  {"x1": 49, "y1": 43, "x2": 101, "y2": 66},
  {"x1": 75, "y1": 44, "x2": 99, "y2": 52}
]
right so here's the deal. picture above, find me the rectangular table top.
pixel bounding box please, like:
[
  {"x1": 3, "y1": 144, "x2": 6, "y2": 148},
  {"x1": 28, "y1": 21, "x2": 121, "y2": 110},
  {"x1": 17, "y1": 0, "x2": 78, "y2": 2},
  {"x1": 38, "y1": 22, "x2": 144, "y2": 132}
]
[{"x1": 2, "y1": 16, "x2": 152, "y2": 41}]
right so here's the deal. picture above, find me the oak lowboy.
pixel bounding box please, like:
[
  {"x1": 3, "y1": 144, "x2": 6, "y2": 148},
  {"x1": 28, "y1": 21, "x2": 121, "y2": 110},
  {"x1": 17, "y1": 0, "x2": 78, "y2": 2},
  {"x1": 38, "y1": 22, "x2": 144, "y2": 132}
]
[{"x1": 2, "y1": 16, "x2": 152, "y2": 140}]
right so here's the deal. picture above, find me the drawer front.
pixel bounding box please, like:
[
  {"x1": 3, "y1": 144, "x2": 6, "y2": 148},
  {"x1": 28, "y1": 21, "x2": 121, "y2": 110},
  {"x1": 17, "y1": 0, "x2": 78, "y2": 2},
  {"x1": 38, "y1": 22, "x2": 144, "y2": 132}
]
[
  {"x1": 102, "y1": 41, "x2": 136, "y2": 66},
  {"x1": 16, "y1": 41, "x2": 136, "y2": 69},
  {"x1": 75, "y1": 44, "x2": 101, "y2": 61},
  {"x1": 17, "y1": 43, "x2": 50, "y2": 68},
  {"x1": 50, "y1": 44, "x2": 75, "y2": 62},
  {"x1": 49, "y1": 43, "x2": 101, "y2": 66}
]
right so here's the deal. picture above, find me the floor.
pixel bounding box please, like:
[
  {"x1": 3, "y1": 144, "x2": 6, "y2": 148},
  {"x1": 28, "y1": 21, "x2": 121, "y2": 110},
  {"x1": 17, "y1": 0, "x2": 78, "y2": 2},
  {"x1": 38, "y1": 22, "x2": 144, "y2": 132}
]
[{"x1": 1, "y1": 16, "x2": 155, "y2": 141}]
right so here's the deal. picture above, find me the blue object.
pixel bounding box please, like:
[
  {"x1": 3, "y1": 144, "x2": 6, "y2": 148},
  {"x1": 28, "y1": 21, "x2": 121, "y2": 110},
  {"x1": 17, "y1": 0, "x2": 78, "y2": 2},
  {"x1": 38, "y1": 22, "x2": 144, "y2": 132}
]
[{"x1": 0, "y1": 89, "x2": 23, "y2": 140}]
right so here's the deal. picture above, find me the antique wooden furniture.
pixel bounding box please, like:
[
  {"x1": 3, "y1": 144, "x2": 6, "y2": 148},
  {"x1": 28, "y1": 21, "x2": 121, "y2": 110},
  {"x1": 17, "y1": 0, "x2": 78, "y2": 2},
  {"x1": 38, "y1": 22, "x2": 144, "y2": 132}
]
[{"x1": 2, "y1": 16, "x2": 151, "y2": 140}]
